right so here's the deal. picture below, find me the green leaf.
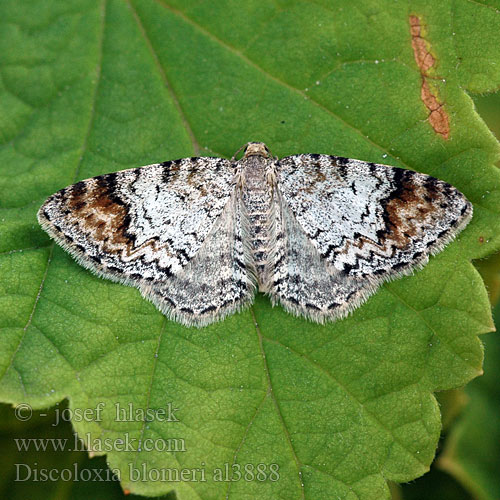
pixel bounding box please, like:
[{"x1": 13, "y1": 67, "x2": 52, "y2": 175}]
[{"x1": 1, "y1": 1, "x2": 500, "y2": 498}]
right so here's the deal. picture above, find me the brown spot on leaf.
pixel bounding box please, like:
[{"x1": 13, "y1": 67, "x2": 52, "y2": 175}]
[
  {"x1": 479, "y1": 236, "x2": 484, "y2": 244},
  {"x1": 421, "y1": 81, "x2": 450, "y2": 139},
  {"x1": 409, "y1": 15, "x2": 450, "y2": 140},
  {"x1": 409, "y1": 15, "x2": 435, "y2": 74}
]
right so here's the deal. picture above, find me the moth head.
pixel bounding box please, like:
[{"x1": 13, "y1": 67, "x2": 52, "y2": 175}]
[{"x1": 243, "y1": 142, "x2": 271, "y2": 158}]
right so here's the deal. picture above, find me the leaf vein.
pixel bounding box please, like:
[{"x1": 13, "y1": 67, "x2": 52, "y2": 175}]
[
  {"x1": 0, "y1": 0, "x2": 107, "y2": 388},
  {"x1": 156, "y1": 0, "x2": 411, "y2": 170},
  {"x1": 262, "y1": 335, "x2": 429, "y2": 468},
  {"x1": 127, "y1": 0, "x2": 200, "y2": 155},
  {"x1": 251, "y1": 308, "x2": 306, "y2": 499}
]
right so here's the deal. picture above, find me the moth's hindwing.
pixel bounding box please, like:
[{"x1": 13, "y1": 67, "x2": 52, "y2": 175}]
[
  {"x1": 141, "y1": 192, "x2": 257, "y2": 326},
  {"x1": 38, "y1": 157, "x2": 259, "y2": 325},
  {"x1": 38, "y1": 145, "x2": 473, "y2": 326},
  {"x1": 267, "y1": 154, "x2": 472, "y2": 321}
]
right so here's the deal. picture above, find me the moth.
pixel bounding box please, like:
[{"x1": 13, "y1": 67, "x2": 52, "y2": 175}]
[{"x1": 38, "y1": 142, "x2": 472, "y2": 327}]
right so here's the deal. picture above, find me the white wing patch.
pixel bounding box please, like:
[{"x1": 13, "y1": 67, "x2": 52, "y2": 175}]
[
  {"x1": 140, "y1": 193, "x2": 256, "y2": 326},
  {"x1": 276, "y1": 154, "x2": 472, "y2": 279},
  {"x1": 38, "y1": 157, "x2": 235, "y2": 284}
]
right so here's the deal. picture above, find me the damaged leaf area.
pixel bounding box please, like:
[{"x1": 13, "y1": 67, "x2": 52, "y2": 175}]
[
  {"x1": 409, "y1": 14, "x2": 450, "y2": 140},
  {"x1": 1, "y1": 1, "x2": 500, "y2": 499}
]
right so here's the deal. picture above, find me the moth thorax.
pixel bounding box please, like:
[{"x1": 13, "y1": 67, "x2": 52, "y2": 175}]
[{"x1": 243, "y1": 142, "x2": 270, "y2": 158}]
